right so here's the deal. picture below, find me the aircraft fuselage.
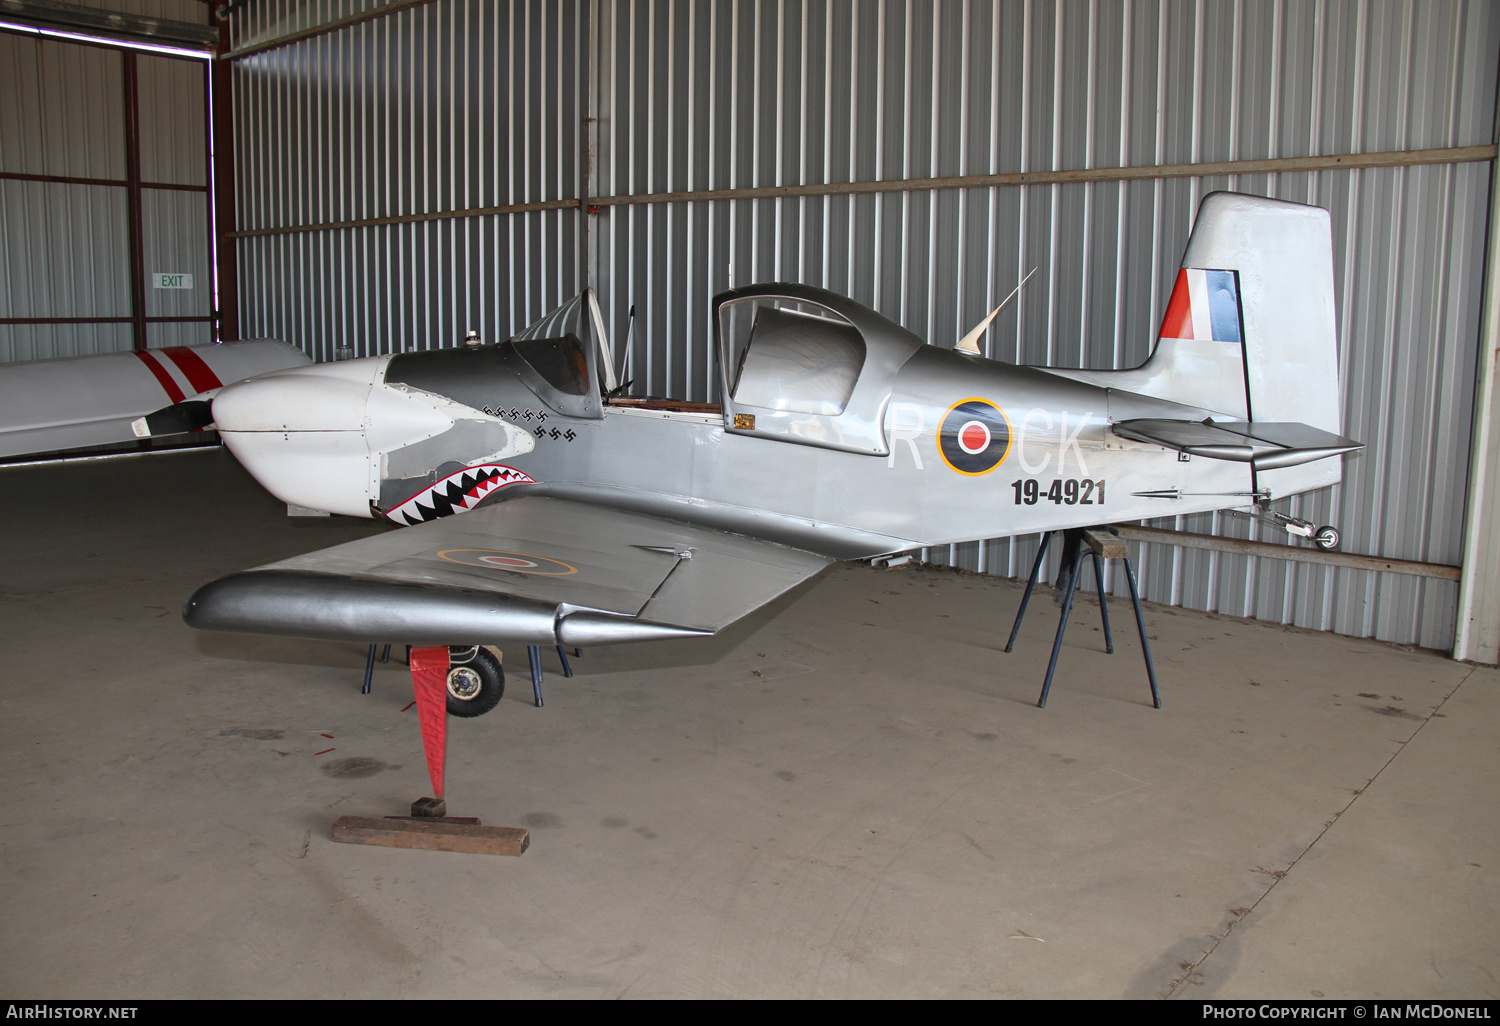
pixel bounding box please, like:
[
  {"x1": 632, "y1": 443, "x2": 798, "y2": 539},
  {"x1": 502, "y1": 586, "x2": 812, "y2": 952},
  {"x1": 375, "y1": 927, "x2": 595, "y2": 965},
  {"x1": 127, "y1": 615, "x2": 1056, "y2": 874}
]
[{"x1": 362, "y1": 340, "x2": 1248, "y2": 560}]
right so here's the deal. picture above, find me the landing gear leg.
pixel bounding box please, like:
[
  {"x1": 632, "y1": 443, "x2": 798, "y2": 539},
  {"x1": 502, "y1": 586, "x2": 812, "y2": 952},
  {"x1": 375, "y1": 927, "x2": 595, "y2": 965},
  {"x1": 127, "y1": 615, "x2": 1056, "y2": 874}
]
[{"x1": 1230, "y1": 504, "x2": 1342, "y2": 551}]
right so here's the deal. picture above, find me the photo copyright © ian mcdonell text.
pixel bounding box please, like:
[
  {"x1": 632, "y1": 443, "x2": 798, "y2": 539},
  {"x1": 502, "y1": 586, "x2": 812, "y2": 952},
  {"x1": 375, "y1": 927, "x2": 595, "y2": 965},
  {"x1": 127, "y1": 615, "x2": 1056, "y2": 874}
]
[{"x1": 1206, "y1": 1008, "x2": 1493, "y2": 1020}]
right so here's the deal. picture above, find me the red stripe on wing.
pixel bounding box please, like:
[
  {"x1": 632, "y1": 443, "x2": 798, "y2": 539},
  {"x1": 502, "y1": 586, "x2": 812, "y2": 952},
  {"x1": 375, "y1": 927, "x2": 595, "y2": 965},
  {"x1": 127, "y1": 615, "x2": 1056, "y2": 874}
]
[
  {"x1": 161, "y1": 346, "x2": 223, "y2": 394},
  {"x1": 132, "y1": 350, "x2": 186, "y2": 404}
]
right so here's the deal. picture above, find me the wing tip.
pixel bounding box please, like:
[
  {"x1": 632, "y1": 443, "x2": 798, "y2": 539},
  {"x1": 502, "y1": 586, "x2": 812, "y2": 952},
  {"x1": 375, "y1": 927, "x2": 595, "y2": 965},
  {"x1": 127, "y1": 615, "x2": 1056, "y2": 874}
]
[{"x1": 557, "y1": 609, "x2": 714, "y2": 646}]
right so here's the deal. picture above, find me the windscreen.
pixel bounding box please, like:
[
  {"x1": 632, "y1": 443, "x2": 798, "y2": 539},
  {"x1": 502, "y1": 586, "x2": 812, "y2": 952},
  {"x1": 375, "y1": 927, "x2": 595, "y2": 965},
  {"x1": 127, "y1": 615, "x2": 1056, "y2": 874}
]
[
  {"x1": 511, "y1": 334, "x2": 589, "y2": 396},
  {"x1": 511, "y1": 295, "x2": 591, "y2": 396}
]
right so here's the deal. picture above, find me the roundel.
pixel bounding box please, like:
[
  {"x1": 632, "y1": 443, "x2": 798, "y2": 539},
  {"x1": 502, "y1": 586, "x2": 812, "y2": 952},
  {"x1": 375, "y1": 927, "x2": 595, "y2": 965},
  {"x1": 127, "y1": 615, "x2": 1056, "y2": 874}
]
[
  {"x1": 436, "y1": 549, "x2": 579, "y2": 575},
  {"x1": 938, "y1": 398, "x2": 1012, "y2": 476}
]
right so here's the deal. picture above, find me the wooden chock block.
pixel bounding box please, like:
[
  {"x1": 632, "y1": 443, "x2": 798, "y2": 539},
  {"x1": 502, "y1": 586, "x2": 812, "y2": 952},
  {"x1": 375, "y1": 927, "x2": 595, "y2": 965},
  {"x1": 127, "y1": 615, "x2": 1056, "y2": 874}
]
[
  {"x1": 384, "y1": 816, "x2": 481, "y2": 825},
  {"x1": 410, "y1": 796, "x2": 446, "y2": 818},
  {"x1": 332, "y1": 816, "x2": 530, "y2": 856}
]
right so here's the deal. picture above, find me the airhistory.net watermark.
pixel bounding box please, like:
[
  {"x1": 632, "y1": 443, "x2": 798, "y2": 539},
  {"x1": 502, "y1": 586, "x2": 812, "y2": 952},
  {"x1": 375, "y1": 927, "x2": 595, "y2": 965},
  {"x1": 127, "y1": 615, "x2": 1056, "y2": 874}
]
[{"x1": 5, "y1": 1008, "x2": 136, "y2": 1019}]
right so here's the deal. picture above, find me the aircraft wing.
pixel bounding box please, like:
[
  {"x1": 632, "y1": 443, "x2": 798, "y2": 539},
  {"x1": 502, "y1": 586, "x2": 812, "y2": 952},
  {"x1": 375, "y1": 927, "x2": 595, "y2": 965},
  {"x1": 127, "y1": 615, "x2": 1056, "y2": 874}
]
[
  {"x1": 184, "y1": 496, "x2": 833, "y2": 647},
  {"x1": 1112, "y1": 419, "x2": 1362, "y2": 471},
  {"x1": 0, "y1": 341, "x2": 309, "y2": 459}
]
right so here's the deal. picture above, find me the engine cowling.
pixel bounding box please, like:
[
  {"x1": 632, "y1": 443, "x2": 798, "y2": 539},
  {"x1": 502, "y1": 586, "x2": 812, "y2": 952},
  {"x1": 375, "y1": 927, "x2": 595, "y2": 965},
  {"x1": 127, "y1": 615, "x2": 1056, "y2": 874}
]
[{"x1": 211, "y1": 356, "x2": 534, "y2": 518}]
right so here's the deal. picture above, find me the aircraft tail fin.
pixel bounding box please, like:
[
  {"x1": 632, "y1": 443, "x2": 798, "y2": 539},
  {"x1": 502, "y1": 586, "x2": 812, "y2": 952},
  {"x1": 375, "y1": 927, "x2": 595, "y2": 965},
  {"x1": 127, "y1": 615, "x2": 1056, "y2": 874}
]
[{"x1": 1125, "y1": 192, "x2": 1347, "y2": 496}]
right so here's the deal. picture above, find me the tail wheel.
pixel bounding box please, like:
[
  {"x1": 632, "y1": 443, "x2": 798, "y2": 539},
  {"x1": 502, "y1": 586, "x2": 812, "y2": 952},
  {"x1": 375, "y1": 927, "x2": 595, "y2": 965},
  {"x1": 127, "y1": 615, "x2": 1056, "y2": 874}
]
[
  {"x1": 1313, "y1": 526, "x2": 1341, "y2": 551},
  {"x1": 445, "y1": 646, "x2": 504, "y2": 717}
]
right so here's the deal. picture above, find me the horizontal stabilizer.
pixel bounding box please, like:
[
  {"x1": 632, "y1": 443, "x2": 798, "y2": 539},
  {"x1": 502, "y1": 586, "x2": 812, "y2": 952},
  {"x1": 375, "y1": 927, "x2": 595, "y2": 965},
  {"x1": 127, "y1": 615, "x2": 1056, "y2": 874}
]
[{"x1": 1112, "y1": 419, "x2": 1362, "y2": 471}]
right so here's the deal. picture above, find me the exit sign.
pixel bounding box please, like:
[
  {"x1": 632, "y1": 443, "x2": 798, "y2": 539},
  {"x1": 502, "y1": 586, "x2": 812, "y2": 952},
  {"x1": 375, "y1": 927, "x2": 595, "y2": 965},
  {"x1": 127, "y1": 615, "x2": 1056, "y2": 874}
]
[{"x1": 153, "y1": 273, "x2": 194, "y2": 289}]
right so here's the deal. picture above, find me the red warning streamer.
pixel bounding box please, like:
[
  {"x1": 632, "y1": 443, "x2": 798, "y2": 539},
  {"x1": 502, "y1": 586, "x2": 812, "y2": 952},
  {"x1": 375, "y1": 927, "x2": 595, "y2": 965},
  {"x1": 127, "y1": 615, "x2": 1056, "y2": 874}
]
[{"x1": 408, "y1": 646, "x2": 450, "y2": 797}]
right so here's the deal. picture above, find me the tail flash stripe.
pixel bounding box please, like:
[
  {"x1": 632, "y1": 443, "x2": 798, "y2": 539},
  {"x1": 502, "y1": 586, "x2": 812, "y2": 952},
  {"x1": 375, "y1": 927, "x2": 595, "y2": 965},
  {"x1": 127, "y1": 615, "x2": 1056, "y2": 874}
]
[
  {"x1": 1187, "y1": 269, "x2": 1214, "y2": 341},
  {"x1": 1205, "y1": 270, "x2": 1242, "y2": 344},
  {"x1": 1159, "y1": 267, "x2": 1242, "y2": 344},
  {"x1": 1159, "y1": 269, "x2": 1193, "y2": 340}
]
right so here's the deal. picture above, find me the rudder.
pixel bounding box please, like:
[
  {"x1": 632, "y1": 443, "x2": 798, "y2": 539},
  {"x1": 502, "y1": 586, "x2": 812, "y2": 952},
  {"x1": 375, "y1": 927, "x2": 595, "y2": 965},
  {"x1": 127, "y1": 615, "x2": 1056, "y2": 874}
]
[{"x1": 1177, "y1": 192, "x2": 1343, "y2": 497}]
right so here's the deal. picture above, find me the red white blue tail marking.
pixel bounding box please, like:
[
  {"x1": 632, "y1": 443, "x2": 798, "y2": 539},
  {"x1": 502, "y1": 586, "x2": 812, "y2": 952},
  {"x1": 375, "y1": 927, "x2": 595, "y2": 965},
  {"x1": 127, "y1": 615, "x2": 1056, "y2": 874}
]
[{"x1": 1159, "y1": 268, "x2": 1242, "y2": 344}]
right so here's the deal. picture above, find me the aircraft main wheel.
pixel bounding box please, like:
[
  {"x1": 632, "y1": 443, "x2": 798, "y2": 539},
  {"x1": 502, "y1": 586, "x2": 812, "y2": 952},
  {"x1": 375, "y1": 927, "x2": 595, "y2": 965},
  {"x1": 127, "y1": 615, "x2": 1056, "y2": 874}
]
[
  {"x1": 1314, "y1": 525, "x2": 1341, "y2": 551},
  {"x1": 445, "y1": 646, "x2": 504, "y2": 717}
]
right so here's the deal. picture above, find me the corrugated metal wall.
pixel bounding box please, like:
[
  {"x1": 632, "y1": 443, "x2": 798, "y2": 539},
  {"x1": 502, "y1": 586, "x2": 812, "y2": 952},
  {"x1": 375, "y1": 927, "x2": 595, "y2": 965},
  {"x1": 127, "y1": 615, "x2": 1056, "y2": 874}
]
[
  {"x1": 226, "y1": 0, "x2": 1498, "y2": 649},
  {"x1": 232, "y1": 0, "x2": 584, "y2": 361},
  {"x1": 0, "y1": 19, "x2": 212, "y2": 363},
  {"x1": 138, "y1": 51, "x2": 213, "y2": 349},
  {"x1": 231, "y1": 0, "x2": 390, "y2": 51},
  {"x1": 74, "y1": 0, "x2": 207, "y2": 21},
  {"x1": 0, "y1": 33, "x2": 132, "y2": 361}
]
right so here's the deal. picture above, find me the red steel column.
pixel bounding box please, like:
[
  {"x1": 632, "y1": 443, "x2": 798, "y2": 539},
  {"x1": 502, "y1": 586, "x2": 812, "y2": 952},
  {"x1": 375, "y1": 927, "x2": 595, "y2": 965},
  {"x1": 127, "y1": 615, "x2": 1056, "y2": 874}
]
[
  {"x1": 201, "y1": 56, "x2": 218, "y2": 343},
  {"x1": 211, "y1": 9, "x2": 239, "y2": 341},
  {"x1": 122, "y1": 51, "x2": 148, "y2": 351}
]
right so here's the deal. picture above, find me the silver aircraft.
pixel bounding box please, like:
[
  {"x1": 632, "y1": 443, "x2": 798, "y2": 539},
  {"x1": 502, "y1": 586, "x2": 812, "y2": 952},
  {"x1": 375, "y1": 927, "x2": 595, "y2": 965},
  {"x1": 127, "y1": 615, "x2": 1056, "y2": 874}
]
[{"x1": 175, "y1": 192, "x2": 1361, "y2": 716}]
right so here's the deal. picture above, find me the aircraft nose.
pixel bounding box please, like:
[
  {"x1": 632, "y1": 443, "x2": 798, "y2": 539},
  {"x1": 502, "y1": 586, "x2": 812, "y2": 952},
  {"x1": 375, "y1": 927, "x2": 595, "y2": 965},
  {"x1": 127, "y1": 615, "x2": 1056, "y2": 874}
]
[
  {"x1": 211, "y1": 357, "x2": 386, "y2": 433},
  {"x1": 210, "y1": 356, "x2": 391, "y2": 519}
]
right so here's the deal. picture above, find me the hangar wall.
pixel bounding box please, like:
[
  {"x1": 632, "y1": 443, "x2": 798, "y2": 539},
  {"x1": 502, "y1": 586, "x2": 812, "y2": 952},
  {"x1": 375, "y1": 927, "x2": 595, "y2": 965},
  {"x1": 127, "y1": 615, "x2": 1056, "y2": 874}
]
[
  {"x1": 230, "y1": 0, "x2": 585, "y2": 360},
  {"x1": 222, "y1": 0, "x2": 1498, "y2": 651},
  {"x1": 0, "y1": 1, "x2": 214, "y2": 362}
]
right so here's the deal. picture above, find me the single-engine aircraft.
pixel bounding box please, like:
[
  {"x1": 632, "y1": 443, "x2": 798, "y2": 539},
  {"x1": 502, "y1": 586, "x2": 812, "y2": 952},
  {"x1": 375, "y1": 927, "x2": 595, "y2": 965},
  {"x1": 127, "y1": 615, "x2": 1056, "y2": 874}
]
[{"x1": 167, "y1": 193, "x2": 1360, "y2": 737}]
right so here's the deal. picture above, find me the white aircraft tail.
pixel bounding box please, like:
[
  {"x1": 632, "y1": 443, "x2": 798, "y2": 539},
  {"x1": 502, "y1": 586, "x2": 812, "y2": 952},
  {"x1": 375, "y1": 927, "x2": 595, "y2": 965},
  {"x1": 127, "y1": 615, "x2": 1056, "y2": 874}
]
[{"x1": 1096, "y1": 192, "x2": 1348, "y2": 496}]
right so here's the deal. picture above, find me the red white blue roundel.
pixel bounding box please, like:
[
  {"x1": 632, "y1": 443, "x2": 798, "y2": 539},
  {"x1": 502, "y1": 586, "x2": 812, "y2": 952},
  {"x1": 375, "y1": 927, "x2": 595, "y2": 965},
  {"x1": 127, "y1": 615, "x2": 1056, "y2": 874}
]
[
  {"x1": 436, "y1": 550, "x2": 578, "y2": 575},
  {"x1": 938, "y1": 398, "x2": 1012, "y2": 476}
]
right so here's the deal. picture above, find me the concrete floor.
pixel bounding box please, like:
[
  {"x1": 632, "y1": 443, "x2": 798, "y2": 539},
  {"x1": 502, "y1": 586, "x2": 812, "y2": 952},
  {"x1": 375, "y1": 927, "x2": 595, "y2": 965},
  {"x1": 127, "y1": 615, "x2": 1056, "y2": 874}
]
[{"x1": 1, "y1": 448, "x2": 1496, "y2": 999}]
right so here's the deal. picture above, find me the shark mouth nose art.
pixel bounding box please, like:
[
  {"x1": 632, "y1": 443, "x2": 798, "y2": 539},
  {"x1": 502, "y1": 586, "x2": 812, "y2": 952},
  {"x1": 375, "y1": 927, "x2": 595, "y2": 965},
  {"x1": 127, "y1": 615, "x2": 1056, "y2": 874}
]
[{"x1": 385, "y1": 464, "x2": 535, "y2": 524}]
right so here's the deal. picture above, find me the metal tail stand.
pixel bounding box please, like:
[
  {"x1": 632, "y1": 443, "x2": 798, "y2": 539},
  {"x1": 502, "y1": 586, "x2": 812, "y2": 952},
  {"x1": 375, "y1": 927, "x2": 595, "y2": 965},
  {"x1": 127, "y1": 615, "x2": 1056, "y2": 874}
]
[
  {"x1": 524, "y1": 645, "x2": 577, "y2": 708},
  {"x1": 1004, "y1": 526, "x2": 1160, "y2": 709}
]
